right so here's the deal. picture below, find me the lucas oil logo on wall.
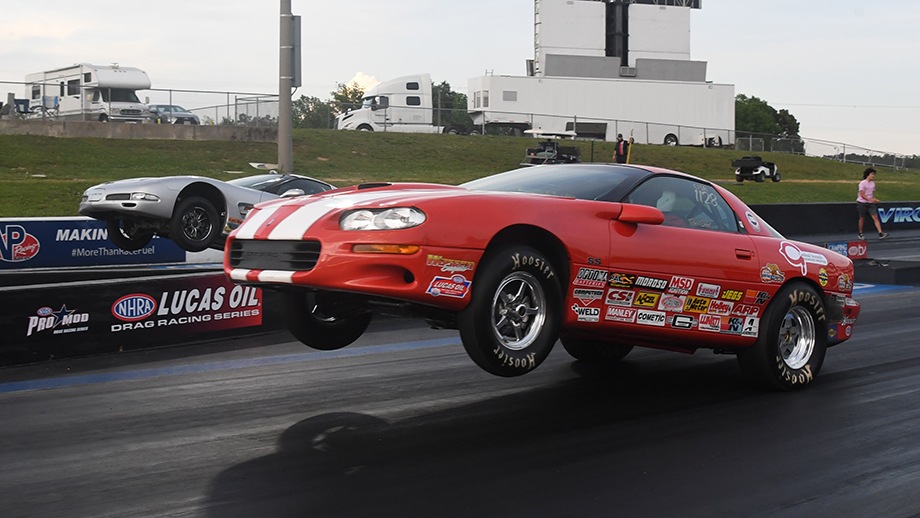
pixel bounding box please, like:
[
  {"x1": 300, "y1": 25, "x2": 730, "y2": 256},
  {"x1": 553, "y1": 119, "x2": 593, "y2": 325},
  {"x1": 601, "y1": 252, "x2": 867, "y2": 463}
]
[{"x1": 110, "y1": 282, "x2": 263, "y2": 332}]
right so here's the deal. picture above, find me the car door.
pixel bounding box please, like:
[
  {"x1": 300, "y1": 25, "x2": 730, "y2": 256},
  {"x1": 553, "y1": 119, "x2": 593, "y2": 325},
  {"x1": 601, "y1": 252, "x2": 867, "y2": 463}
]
[{"x1": 605, "y1": 175, "x2": 764, "y2": 333}]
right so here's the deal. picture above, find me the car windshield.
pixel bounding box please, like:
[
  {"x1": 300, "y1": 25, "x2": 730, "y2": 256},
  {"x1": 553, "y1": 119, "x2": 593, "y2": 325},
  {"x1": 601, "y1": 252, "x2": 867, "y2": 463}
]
[
  {"x1": 461, "y1": 164, "x2": 647, "y2": 201},
  {"x1": 227, "y1": 174, "x2": 289, "y2": 192},
  {"x1": 153, "y1": 105, "x2": 187, "y2": 112}
]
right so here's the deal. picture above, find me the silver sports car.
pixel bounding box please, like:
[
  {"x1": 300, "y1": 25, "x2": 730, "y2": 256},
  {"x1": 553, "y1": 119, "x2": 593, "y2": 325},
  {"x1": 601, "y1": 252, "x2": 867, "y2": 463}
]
[{"x1": 79, "y1": 173, "x2": 334, "y2": 252}]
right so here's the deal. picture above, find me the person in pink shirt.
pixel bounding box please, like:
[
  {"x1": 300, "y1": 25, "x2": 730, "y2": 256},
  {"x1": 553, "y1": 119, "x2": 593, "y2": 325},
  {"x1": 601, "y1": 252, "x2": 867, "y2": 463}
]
[{"x1": 856, "y1": 166, "x2": 889, "y2": 240}]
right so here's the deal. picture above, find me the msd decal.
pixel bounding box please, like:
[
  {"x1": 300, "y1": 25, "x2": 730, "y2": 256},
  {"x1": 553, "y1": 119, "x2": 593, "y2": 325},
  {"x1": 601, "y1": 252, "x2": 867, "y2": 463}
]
[
  {"x1": 0, "y1": 224, "x2": 40, "y2": 263},
  {"x1": 667, "y1": 276, "x2": 694, "y2": 295}
]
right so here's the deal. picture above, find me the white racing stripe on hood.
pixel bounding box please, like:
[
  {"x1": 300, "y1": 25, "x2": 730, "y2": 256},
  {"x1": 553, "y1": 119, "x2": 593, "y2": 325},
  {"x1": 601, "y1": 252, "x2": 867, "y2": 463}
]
[
  {"x1": 235, "y1": 204, "x2": 280, "y2": 239},
  {"x1": 241, "y1": 190, "x2": 430, "y2": 240}
]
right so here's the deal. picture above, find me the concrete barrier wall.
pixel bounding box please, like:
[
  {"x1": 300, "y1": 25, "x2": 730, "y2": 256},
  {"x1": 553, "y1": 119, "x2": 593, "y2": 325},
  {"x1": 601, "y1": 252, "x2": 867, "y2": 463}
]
[{"x1": 0, "y1": 119, "x2": 277, "y2": 142}]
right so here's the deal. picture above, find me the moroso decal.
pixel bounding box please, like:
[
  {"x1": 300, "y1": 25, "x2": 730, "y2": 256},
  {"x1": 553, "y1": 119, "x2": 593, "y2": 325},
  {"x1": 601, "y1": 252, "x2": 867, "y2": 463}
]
[
  {"x1": 634, "y1": 276, "x2": 668, "y2": 291},
  {"x1": 427, "y1": 275, "x2": 471, "y2": 298}
]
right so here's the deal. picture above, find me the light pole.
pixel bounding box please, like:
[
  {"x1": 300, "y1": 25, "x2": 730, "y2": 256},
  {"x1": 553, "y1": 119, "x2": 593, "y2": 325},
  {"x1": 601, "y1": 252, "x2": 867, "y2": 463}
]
[{"x1": 278, "y1": 0, "x2": 294, "y2": 172}]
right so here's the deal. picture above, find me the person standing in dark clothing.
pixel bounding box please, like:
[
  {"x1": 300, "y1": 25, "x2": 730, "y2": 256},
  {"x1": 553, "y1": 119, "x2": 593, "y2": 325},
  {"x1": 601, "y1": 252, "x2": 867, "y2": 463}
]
[{"x1": 614, "y1": 134, "x2": 631, "y2": 163}]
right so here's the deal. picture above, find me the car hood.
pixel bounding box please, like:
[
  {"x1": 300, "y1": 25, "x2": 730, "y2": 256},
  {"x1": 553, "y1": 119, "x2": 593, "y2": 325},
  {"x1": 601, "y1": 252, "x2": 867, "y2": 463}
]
[
  {"x1": 86, "y1": 176, "x2": 219, "y2": 192},
  {"x1": 254, "y1": 182, "x2": 473, "y2": 210}
]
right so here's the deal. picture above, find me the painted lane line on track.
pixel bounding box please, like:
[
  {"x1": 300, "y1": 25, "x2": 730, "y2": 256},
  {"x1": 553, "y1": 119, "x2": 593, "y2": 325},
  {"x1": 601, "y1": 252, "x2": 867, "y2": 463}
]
[{"x1": 0, "y1": 337, "x2": 461, "y2": 394}]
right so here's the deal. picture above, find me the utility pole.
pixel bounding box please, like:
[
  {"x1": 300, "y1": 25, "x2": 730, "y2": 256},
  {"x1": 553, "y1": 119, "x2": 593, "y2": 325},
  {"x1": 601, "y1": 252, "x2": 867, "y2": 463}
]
[{"x1": 278, "y1": 0, "x2": 294, "y2": 172}]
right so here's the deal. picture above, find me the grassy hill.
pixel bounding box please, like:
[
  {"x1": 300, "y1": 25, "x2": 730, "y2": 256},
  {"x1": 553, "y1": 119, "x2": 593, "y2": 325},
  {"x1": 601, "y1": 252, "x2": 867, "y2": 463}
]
[{"x1": 1, "y1": 129, "x2": 918, "y2": 217}]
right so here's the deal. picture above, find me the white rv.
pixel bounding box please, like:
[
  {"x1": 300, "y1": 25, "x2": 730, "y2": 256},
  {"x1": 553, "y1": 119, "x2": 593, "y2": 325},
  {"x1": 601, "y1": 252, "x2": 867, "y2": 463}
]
[
  {"x1": 25, "y1": 64, "x2": 151, "y2": 122},
  {"x1": 335, "y1": 74, "x2": 445, "y2": 134}
]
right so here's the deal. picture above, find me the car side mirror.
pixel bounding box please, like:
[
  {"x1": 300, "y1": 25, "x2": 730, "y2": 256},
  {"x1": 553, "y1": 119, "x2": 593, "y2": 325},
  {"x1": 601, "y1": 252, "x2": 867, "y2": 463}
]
[
  {"x1": 280, "y1": 188, "x2": 305, "y2": 198},
  {"x1": 617, "y1": 203, "x2": 664, "y2": 225}
]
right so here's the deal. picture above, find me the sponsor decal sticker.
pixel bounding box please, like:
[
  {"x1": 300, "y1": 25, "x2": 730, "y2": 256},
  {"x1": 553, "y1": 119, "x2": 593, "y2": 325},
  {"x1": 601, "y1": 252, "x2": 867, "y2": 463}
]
[
  {"x1": 683, "y1": 296, "x2": 711, "y2": 313},
  {"x1": 761, "y1": 263, "x2": 786, "y2": 283},
  {"x1": 574, "y1": 268, "x2": 608, "y2": 288},
  {"x1": 27, "y1": 304, "x2": 90, "y2": 337},
  {"x1": 707, "y1": 299, "x2": 733, "y2": 316},
  {"x1": 743, "y1": 289, "x2": 770, "y2": 305},
  {"x1": 779, "y1": 240, "x2": 828, "y2": 275},
  {"x1": 658, "y1": 294, "x2": 686, "y2": 312},
  {"x1": 742, "y1": 316, "x2": 760, "y2": 337},
  {"x1": 633, "y1": 291, "x2": 661, "y2": 308},
  {"x1": 667, "y1": 275, "x2": 694, "y2": 295},
  {"x1": 695, "y1": 283, "x2": 721, "y2": 298},
  {"x1": 605, "y1": 306, "x2": 637, "y2": 323},
  {"x1": 636, "y1": 309, "x2": 666, "y2": 327},
  {"x1": 818, "y1": 268, "x2": 828, "y2": 286},
  {"x1": 605, "y1": 288, "x2": 636, "y2": 307},
  {"x1": 572, "y1": 304, "x2": 601, "y2": 322},
  {"x1": 721, "y1": 289, "x2": 743, "y2": 301},
  {"x1": 726, "y1": 317, "x2": 745, "y2": 335},
  {"x1": 634, "y1": 276, "x2": 668, "y2": 291},
  {"x1": 745, "y1": 211, "x2": 761, "y2": 232},
  {"x1": 699, "y1": 314, "x2": 722, "y2": 332},
  {"x1": 732, "y1": 304, "x2": 760, "y2": 317},
  {"x1": 426, "y1": 254, "x2": 475, "y2": 273},
  {"x1": 838, "y1": 273, "x2": 853, "y2": 291},
  {"x1": 427, "y1": 274, "x2": 472, "y2": 298},
  {"x1": 608, "y1": 272, "x2": 636, "y2": 289},
  {"x1": 670, "y1": 314, "x2": 696, "y2": 329},
  {"x1": 573, "y1": 288, "x2": 604, "y2": 305}
]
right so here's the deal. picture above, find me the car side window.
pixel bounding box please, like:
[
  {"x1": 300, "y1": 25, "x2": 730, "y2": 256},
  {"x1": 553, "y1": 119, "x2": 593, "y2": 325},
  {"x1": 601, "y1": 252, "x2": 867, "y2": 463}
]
[{"x1": 625, "y1": 176, "x2": 739, "y2": 233}]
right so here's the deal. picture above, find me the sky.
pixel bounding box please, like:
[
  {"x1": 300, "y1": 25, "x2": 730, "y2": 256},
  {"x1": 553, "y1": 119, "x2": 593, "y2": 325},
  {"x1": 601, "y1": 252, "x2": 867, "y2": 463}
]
[{"x1": 1, "y1": 0, "x2": 918, "y2": 156}]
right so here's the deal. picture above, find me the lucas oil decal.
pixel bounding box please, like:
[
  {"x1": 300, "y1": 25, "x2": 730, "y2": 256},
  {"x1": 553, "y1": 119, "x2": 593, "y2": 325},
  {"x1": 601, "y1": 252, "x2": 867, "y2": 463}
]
[{"x1": 427, "y1": 274, "x2": 471, "y2": 298}]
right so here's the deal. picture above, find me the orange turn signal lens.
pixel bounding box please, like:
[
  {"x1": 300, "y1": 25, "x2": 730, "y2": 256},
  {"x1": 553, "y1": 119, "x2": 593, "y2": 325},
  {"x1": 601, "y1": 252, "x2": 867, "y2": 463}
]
[{"x1": 352, "y1": 244, "x2": 420, "y2": 254}]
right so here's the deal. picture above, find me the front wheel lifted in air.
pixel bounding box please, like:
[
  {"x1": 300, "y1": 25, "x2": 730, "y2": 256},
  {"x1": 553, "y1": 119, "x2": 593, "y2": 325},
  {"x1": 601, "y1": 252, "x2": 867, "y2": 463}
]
[
  {"x1": 457, "y1": 245, "x2": 562, "y2": 377},
  {"x1": 282, "y1": 291, "x2": 372, "y2": 351}
]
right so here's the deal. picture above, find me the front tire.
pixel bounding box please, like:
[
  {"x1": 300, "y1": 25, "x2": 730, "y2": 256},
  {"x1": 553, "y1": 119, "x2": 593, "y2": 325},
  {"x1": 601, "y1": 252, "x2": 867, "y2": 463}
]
[
  {"x1": 457, "y1": 246, "x2": 562, "y2": 377},
  {"x1": 737, "y1": 282, "x2": 827, "y2": 390},
  {"x1": 772, "y1": 172, "x2": 782, "y2": 182},
  {"x1": 170, "y1": 196, "x2": 220, "y2": 252},
  {"x1": 282, "y1": 291, "x2": 372, "y2": 350},
  {"x1": 561, "y1": 337, "x2": 633, "y2": 363},
  {"x1": 106, "y1": 218, "x2": 154, "y2": 251},
  {"x1": 664, "y1": 134, "x2": 679, "y2": 146}
]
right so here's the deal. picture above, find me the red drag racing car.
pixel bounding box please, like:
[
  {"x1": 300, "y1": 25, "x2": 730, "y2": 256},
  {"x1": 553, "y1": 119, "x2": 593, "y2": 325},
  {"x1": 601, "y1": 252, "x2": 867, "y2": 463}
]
[{"x1": 224, "y1": 164, "x2": 859, "y2": 390}]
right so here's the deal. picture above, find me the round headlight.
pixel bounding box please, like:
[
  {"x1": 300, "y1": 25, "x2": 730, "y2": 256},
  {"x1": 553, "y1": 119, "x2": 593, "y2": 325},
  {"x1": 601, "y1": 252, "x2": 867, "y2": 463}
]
[
  {"x1": 341, "y1": 209, "x2": 376, "y2": 230},
  {"x1": 340, "y1": 207, "x2": 426, "y2": 230}
]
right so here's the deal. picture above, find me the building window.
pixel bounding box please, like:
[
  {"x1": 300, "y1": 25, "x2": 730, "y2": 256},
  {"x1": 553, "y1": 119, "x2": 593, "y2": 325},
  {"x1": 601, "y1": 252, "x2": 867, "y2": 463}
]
[
  {"x1": 31, "y1": 85, "x2": 41, "y2": 100},
  {"x1": 482, "y1": 90, "x2": 490, "y2": 108},
  {"x1": 502, "y1": 91, "x2": 517, "y2": 102}
]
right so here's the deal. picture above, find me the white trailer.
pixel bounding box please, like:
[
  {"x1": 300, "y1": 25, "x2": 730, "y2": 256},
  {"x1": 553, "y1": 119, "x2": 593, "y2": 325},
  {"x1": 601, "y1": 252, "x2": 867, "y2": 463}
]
[
  {"x1": 25, "y1": 64, "x2": 151, "y2": 122},
  {"x1": 334, "y1": 74, "x2": 446, "y2": 134},
  {"x1": 467, "y1": 74, "x2": 734, "y2": 146}
]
